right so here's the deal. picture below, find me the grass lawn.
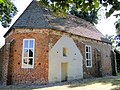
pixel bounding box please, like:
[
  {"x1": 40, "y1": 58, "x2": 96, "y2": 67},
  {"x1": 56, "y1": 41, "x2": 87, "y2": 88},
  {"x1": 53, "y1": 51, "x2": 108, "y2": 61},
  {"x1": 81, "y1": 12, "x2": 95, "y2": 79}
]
[{"x1": 0, "y1": 75, "x2": 120, "y2": 90}]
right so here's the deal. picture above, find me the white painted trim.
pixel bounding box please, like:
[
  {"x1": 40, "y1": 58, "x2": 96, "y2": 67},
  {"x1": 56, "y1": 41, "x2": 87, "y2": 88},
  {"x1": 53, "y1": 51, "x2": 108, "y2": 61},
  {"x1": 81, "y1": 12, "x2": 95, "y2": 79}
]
[
  {"x1": 22, "y1": 39, "x2": 35, "y2": 68},
  {"x1": 85, "y1": 45, "x2": 92, "y2": 68}
]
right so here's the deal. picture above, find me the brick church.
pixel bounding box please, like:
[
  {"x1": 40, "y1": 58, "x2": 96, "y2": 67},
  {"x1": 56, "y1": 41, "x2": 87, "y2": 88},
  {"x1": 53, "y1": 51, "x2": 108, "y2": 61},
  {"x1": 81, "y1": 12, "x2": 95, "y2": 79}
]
[{"x1": 0, "y1": 1, "x2": 112, "y2": 85}]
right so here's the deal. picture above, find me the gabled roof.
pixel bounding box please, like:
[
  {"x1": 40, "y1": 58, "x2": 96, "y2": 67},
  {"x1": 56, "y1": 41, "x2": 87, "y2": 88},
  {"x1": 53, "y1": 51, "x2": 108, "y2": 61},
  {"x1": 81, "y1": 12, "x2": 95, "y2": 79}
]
[{"x1": 4, "y1": 1, "x2": 111, "y2": 44}]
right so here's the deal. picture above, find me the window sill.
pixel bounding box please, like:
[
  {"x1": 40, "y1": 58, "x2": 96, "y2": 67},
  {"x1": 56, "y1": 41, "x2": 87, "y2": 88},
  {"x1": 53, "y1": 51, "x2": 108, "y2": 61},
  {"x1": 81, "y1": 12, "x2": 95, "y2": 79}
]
[{"x1": 21, "y1": 66, "x2": 34, "y2": 68}]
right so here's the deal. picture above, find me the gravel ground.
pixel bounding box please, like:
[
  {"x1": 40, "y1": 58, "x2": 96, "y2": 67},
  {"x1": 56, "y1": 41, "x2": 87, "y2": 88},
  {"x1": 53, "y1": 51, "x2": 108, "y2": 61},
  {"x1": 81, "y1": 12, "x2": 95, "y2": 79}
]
[{"x1": 0, "y1": 76, "x2": 120, "y2": 90}]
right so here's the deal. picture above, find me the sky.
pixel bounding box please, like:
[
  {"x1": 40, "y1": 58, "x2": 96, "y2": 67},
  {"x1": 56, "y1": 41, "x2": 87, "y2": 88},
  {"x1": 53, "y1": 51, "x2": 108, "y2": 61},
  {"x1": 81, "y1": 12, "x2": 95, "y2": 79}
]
[{"x1": 0, "y1": 0, "x2": 118, "y2": 46}]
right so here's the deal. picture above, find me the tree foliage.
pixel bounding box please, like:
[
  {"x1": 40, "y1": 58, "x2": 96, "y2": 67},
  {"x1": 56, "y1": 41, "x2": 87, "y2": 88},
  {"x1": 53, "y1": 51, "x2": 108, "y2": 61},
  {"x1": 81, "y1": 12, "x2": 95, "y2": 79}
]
[
  {"x1": 39, "y1": 0, "x2": 120, "y2": 17},
  {"x1": 106, "y1": 34, "x2": 117, "y2": 49},
  {"x1": 70, "y1": 7, "x2": 99, "y2": 25},
  {"x1": 1, "y1": 0, "x2": 119, "y2": 34},
  {"x1": 0, "y1": 0, "x2": 17, "y2": 28},
  {"x1": 39, "y1": 0, "x2": 120, "y2": 35},
  {"x1": 115, "y1": 19, "x2": 120, "y2": 36},
  {"x1": 106, "y1": 34, "x2": 115, "y2": 44}
]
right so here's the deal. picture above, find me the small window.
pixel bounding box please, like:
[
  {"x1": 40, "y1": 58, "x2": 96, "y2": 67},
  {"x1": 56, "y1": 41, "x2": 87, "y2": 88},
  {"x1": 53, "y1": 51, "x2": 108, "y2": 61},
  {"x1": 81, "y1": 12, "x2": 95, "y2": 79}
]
[
  {"x1": 63, "y1": 47, "x2": 68, "y2": 57},
  {"x1": 85, "y1": 45, "x2": 92, "y2": 67},
  {"x1": 22, "y1": 39, "x2": 35, "y2": 68}
]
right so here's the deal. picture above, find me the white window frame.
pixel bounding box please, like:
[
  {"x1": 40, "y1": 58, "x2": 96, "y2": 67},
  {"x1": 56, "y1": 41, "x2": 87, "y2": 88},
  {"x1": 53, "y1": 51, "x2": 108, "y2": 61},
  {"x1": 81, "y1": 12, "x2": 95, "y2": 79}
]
[
  {"x1": 85, "y1": 45, "x2": 92, "y2": 67},
  {"x1": 22, "y1": 39, "x2": 35, "y2": 68}
]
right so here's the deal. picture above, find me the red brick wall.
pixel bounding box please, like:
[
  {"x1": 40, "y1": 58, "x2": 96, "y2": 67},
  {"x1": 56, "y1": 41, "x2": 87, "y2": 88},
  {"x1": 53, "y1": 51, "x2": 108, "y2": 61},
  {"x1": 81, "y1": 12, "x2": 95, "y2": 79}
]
[
  {"x1": 0, "y1": 46, "x2": 5, "y2": 84},
  {"x1": 1, "y1": 43, "x2": 11, "y2": 85},
  {"x1": 8, "y1": 28, "x2": 49, "y2": 84},
  {"x1": 48, "y1": 30, "x2": 112, "y2": 78},
  {"x1": 0, "y1": 29, "x2": 15, "y2": 85},
  {"x1": 83, "y1": 40, "x2": 112, "y2": 78}
]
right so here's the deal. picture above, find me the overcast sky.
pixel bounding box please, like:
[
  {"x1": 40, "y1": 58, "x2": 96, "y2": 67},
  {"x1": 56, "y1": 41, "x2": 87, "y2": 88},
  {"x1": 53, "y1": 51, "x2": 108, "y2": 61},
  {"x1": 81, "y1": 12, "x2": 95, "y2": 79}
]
[{"x1": 0, "y1": 0, "x2": 117, "y2": 46}]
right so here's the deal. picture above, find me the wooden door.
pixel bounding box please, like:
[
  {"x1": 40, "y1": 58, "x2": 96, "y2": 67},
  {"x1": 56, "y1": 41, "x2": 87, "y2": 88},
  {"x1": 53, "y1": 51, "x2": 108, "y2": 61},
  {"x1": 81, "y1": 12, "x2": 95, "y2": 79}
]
[{"x1": 61, "y1": 63, "x2": 67, "y2": 82}]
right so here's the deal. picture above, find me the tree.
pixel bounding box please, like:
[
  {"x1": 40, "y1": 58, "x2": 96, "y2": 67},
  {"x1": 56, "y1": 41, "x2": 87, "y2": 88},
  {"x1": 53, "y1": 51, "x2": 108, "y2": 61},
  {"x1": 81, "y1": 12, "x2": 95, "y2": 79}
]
[
  {"x1": 70, "y1": 7, "x2": 99, "y2": 25},
  {"x1": 106, "y1": 34, "x2": 116, "y2": 49},
  {"x1": 39, "y1": 0, "x2": 120, "y2": 17},
  {"x1": 115, "y1": 19, "x2": 120, "y2": 36},
  {"x1": 39, "y1": 0, "x2": 120, "y2": 35},
  {"x1": 0, "y1": 0, "x2": 17, "y2": 28}
]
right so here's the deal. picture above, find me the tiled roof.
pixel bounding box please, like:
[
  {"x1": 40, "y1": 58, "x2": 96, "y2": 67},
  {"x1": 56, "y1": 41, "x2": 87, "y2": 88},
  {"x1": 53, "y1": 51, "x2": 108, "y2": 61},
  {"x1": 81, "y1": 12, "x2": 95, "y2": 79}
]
[{"x1": 4, "y1": 1, "x2": 111, "y2": 43}]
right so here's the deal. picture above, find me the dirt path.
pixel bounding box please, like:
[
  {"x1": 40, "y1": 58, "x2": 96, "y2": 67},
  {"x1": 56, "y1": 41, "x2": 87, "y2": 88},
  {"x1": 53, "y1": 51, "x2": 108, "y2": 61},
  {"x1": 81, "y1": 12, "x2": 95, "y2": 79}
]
[{"x1": 38, "y1": 83, "x2": 117, "y2": 90}]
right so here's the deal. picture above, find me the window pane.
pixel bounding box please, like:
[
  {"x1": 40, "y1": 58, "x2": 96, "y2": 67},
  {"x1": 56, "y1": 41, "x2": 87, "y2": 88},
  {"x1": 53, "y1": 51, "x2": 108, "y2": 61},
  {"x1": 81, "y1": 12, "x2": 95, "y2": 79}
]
[
  {"x1": 23, "y1": 58, "x2": 29, "y2": 66},
  {"x1": 24, "y1": 40, "x2": 28, "y2": 48},
  {"x1": 23, "y1": 58, "x2": 33, "y2": 67},
  {"x1": 89, "y1": 47, "x2": 91, "y2": 52},
  {"x1": 88, "y1": 53, "x2": 91, "y2": 59},
  {"x1": 29, "y1": 49, "x2": 33, "y2": 57},
  {"x1": 88, "y1": 60, "x2": 91, "y2": 66},
  {"x1": 86, "y1": 53, "x2": 88, "y2": 59},
  {"x1": 29, "y1": 40, "x2": 34, "y2": 48},
  {"x1": 90, "y1": 53, "x2": 92, "y2": 59},
  {"x1": 24, "y1": 49, "x2": 28, "y2": 57},
  {"x1": 86, "y1": 46, "x2": 88, "y2": 52},
  {"x1": 28, "y1": 58, "x2": 33, "y2": 66},
  {"x1": 86, "y1": 60, "x2": 91, "y2": 66},
  {"x1": 86, "y1": 60, "x2": 89, "y2": 66}
]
